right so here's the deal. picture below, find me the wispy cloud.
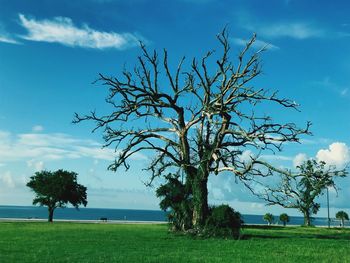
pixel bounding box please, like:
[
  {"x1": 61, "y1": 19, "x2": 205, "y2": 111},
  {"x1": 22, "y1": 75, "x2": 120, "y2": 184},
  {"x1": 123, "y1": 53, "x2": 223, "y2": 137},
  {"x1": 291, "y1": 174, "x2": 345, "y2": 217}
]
[
  {"x1": 0, "y1": 130, "x2": 147, "y2": 163},
  {"x1": 231, "y1": 37, "x2": 279, "y2": 50},
  {"x1": 0, "y1": 171, "x2": 16, "y2": 188},
  {"x1": 0, "y1": 24, "x2": 21, "y2": 44},
  {"x1": 256, "y1": 22, "x2": 324, "y2": 39},
  {"x1": 293, "y1": 153, "x2": 308, "y2": 168},
  {"x1": 261, "y1": 154, "x2": 293, "y2": 162},
  {"x1": 299, "y1": 137, "x2": 332, "y2": 145},
  {"x1": 0, "y1": 35, "x2": 20, "y2": 44},
  {"x1": 235, "y1": 12, "x2": 325, "y2": 40},
  {"x1": 27, "y1": 160, "x2": 45, "y2": 171},
  {"x1": 313, "y1": 76, "x2": 349, "y2": 98},
  {"x1": 18, "y1": 14, "x2": 143, "y2": 49},
  {"x1": 32, "y1": 125, "x2": 44, "y2": 132},
  {"x1": 87, "y1": 187, "x2": 160, "y2": 209}
]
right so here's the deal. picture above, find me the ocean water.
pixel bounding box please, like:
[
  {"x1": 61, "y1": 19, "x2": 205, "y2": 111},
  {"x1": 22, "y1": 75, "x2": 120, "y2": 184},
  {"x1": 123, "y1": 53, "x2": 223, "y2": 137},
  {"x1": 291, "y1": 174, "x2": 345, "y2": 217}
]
[
  {"x1": 0, "y1": 205, "x2": 343, "y2": 227},
  {"x1": 0, "y1": 206, "x2": 167, "y2": 222}
]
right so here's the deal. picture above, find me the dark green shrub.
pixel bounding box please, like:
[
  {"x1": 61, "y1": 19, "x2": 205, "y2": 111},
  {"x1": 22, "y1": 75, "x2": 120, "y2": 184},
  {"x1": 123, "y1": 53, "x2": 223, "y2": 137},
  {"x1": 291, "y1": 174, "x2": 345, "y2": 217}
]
[
  {"x1": 204, "y1": 204, "x2": 243, "y2": 239},
  {"x1": 279, "y1": 213, "x2": 290, "y2": 226},
  {"x1": 156, "y1": 174, "x2": 193, "y2": 231},
  {"x1": 336, "y1": 211, "x2": 349, "y2": 227},
  {"x1": 263, "y1": 213, "x2": 274, "y2": 225}
]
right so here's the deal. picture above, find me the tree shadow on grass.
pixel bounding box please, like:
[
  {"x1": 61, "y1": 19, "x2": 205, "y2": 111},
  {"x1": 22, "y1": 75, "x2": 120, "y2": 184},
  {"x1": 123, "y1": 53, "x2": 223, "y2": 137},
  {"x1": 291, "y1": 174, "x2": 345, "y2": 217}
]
[
  {"x1": 242, "y1": 234, "x2": 350, "y2": 241},
  {"x1": 243, "y1": 225, "x2": 287, "y2": 230},
  {"x1": 240, "y1": 234, "x2": 283, "y2": 240},
  {"x1": 241, "y1": 225, "x2": 350, "y2": 241}
]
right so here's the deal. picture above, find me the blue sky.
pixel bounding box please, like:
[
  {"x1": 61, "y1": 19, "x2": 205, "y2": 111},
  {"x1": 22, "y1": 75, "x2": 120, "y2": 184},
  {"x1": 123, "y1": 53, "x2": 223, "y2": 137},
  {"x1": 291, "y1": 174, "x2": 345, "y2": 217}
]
[{"x1": 1, "y1": 0, "x2": 350, "y2": 217}]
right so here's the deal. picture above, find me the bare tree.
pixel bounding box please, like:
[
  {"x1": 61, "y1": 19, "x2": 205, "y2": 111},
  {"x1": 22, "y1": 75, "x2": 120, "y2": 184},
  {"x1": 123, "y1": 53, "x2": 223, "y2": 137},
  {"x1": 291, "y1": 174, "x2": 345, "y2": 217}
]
[
  {"x1": 260, "y1": 159, "x2": 347, "y2": 226},
  {"x1": 74, "y1": 29, "x2": 310, "y2": 229}
]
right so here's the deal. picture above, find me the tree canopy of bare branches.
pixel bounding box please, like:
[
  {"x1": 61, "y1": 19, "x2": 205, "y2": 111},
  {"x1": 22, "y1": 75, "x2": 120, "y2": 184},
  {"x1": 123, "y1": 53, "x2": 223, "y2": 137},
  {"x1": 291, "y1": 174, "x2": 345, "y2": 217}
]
[
  {"x1": 74, "y1": 29, "x2": 311, "y2": 229},
  {"x1": 260, "y1": 159, "x2": 347, "y2": 226}
]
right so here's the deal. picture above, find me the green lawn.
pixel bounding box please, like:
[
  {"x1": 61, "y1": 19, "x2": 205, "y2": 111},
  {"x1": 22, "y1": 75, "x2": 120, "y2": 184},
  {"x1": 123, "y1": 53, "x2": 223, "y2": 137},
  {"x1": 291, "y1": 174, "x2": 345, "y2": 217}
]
[{"x1": 0, "y1": 222, "x2": 349, "y2": 263}]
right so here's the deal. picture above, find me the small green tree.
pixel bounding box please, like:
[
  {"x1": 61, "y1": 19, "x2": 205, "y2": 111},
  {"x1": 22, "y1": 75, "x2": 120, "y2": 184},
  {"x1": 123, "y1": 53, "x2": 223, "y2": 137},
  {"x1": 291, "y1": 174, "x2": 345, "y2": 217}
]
[
  {"x1": 26, "y1": 170, "x2": 88, "y2": 222},
  {"x1": 263, "y1": 213, "x2": 274, "y2": 225},
  {"x1": 335, "y1": 211, "x2": 349, "y2": 227},
  {"x1": 279, "y1": 213, "x2": 290, "y2": 226}
]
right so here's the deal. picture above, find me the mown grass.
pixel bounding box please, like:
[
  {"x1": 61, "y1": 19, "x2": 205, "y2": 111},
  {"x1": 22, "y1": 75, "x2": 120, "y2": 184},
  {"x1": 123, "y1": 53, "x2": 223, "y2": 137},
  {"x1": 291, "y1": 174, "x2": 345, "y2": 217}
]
[{"x1": 0, "y1": 222, "x2": 349, "y2": 262}]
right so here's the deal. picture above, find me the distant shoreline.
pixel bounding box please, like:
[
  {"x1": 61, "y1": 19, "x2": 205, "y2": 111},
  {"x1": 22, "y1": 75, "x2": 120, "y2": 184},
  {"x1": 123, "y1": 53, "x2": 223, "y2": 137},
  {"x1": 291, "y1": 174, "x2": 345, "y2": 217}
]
[
  {"x1": 0, "y1": 206, "x2": 347, "y2": 227},
  {"x1": 1, "y1": 217, "x2": 348, "y2": 228},
  {"x1": 0, "y1": 217, "x2": 167, "y2": 224}
]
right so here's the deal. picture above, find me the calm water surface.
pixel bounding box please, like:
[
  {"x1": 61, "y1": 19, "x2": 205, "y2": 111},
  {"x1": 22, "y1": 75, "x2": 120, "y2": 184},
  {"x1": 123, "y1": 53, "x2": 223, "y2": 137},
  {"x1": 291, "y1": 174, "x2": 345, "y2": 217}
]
[{"x1": 0, "y1": 205, "x2": 343, "y2": 226}]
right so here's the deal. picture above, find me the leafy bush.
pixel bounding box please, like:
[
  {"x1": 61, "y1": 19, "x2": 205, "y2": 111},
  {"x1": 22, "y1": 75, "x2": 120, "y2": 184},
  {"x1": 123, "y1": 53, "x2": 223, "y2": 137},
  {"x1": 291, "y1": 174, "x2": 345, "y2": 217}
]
[
  {"x1": 336, "y1": 211, "x2": 349, "y2": 227},
  {"x1": 156, "y1": 174, "x2": 193, "y2": 231},
  {"x1": 279, "y1": 213, "x2": 290, "y2": 226},
  {"x1": 204, "y1": 205, "x2": 243, "y2": 239}
]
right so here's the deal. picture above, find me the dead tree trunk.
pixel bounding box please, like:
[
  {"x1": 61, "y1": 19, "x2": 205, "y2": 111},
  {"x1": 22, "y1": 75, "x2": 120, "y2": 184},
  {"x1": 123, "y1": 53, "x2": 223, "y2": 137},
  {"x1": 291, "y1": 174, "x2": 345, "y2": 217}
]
[{"x1": 191, "y1": 174, "x2": 209, "y2": 228}]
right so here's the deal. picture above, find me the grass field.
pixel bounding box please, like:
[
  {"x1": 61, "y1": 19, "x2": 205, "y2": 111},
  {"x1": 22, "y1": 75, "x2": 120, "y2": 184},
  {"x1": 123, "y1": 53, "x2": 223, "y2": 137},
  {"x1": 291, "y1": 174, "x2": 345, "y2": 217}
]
[{"x1": 0, "y1": 222, "x2": 349, "y2": 262}]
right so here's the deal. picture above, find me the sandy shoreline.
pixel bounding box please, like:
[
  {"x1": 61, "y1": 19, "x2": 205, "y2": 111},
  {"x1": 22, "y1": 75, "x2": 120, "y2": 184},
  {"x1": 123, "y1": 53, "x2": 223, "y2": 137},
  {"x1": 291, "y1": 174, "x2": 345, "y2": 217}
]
[
  {"x1": 1, "y1": 217, "x2": 348, "y2": 228},
  {"x1": 0, "y1": 218, "x2": 287, "y2": 227}
]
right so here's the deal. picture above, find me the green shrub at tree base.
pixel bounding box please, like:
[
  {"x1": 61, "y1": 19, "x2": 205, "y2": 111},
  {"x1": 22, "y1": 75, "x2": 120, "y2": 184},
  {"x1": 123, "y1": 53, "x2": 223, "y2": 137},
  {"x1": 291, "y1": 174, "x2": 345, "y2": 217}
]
[
  {"x1": 156, "y1": 174, "x2": 193, "y2": 231},
  {"x1": 203, "y1": 204, "x2": 243, "y2": 239}
]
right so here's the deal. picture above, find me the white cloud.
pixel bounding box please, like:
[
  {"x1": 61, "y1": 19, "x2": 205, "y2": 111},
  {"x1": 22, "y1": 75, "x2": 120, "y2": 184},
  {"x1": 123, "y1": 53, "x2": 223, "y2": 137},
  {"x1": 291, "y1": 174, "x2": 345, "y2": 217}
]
[
  {"x1": 237, "y1": 13, "x2": 325, "y2": 40},
  {"x1": 0, "y1": 130, "x2": 146, "y2": 163},
  {"x1": 261, "y1": 154, "x2": 293, "y2": 162},
  {"x1": 300, "y1": 137, "x2": 332, "y2": 145},
  {"x1": 231, "y1": 37, "x2": 279, "y2": 50},
  {"x1": 316, "y1": 142, "x2": 350, "y2": 168},
  {"x1": 17, "y1": 133, "x2": 97, "y2": 148},
  {"x1": 211, "y1": 188, "x2": 225, "y2": 200},
  {"x1": 32, "y1": 125, "x2": 44, "y2": 132},
  {"x1": 293, "y1": 153, "x2": 308, "y2": 168},
  {"x1": 87, "y1": 187, "x2": 160, "y2": 209},
  {"x1": 0, "y1": 24, "x2": 21, "y2": 44},
  {"x1": 74, "y1": 146, "x2": 116, "y2": 161},
  {"x1": 18, "y1": 14, "x2": 143, "y2": 50},
  {"x1": 341, "y1": 88, "x2": 349, "y2": 96},
  {"x1": 27, "y1": 160, "x2": 45, "y2": 171},
  {"x1": 239, "y1": 150, "x2": 254, "y2": 163},
  {"x1": 258, "y1": 23, "x2": 324, "y2": 39},
  {"x1": 0, "y1": 35, "x2": 20, "y2": 44},
  {"x1": 0, "y1": 171, "x2": 15, "y2": 188},
  {"x1": 314, "y1": 77, "x2": 349, "y2": 97}
]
